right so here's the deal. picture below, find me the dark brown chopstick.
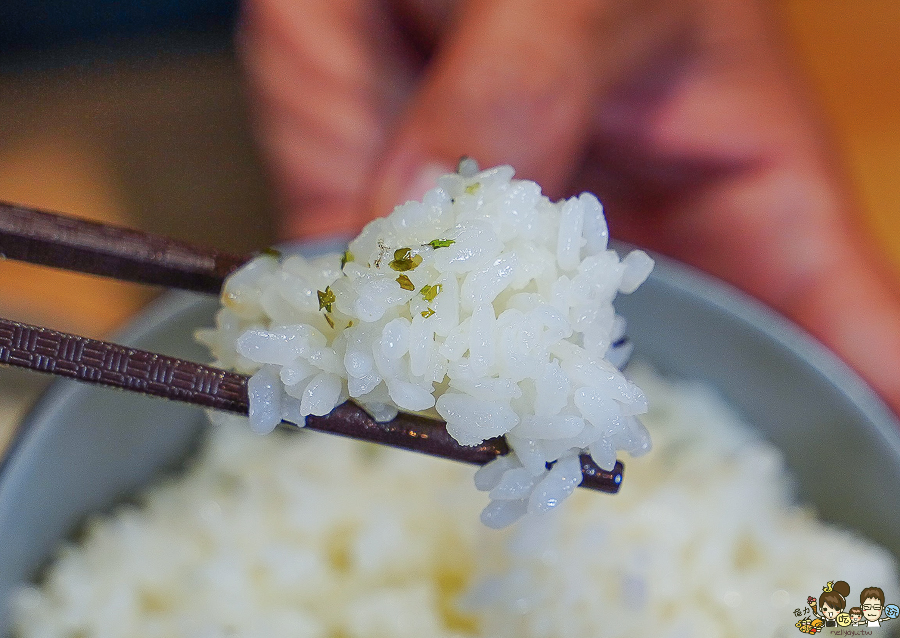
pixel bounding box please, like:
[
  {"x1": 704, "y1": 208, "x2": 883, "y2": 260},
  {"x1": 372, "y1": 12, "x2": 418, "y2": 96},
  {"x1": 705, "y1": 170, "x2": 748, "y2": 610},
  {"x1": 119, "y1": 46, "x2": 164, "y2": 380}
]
[
  {"x1": 0, "y1": 316, "x2": 623, "y2": 493},
  {"x1": 0, "y1": 201, "x2": 251, "y2": 294}
]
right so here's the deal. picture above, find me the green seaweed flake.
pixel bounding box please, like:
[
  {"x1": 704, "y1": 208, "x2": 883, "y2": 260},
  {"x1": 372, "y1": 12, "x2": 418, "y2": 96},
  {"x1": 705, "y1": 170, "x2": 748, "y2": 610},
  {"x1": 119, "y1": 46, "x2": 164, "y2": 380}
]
[
  {"x1": 421, "y1": 308, "x2": 436, "y2": 318},
  {"x1": 420, "y1": 283, "x2": 442, "y2": 302},
  {"x1": 261, "y1": 247, "x2": 282, "y2": 259},
  {"x1": 389, "y1": 247, "x2": 423, "y2": 272},
  {"x1": 464, "y1": 182, "x2": 480, "y2": 195},
  {"x1": 396, "y1": 274, "x2": 415, "y2": 291},
  {"x1": 340, "y1": 250, "x2": 354, "y2": 269},
  {"x1": 317, "y1": 286, "x2": 336, "y2": 312},
  {"x1": 426, "y1": 239, "x2": 455, "y2": 249}
]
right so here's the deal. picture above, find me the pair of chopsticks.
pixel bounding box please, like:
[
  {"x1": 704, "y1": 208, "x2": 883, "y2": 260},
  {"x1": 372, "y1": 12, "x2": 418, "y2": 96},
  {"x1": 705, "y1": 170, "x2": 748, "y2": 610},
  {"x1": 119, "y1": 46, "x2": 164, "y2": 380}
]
[{"x1": 0, "y1": 201, "x2": 623, "y2": 493}]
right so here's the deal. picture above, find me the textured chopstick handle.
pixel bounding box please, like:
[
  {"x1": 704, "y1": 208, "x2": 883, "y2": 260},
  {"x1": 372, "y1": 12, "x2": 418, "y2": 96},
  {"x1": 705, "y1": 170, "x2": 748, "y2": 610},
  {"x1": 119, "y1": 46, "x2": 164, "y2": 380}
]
[
  {"x1": 0, "y1": 315, "x2": 623, "y2": 493},
  {"x1": 0, "y1": 201, "x2": 251, "y2": 293},
  {"x1": 0, "y1": 316, "x2": 248, "y2": 411}
]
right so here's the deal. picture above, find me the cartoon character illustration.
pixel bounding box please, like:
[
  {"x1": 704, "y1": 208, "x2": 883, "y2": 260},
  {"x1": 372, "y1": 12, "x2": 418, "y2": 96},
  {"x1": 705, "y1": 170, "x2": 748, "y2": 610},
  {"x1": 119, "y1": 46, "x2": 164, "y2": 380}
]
[
  {"x1": 809, "y1": 580, "x2": 850, "y2": 628},
  {"x1": 798, "y1": 581, "x2": 899, "y2": 633},
  {"x1": 859, "y1": 586, "x2": 899, "y2": 627}
]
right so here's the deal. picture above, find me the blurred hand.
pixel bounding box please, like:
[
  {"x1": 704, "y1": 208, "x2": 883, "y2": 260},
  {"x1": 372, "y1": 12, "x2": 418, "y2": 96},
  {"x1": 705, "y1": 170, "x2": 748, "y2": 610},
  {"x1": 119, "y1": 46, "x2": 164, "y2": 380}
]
[{"x1": 238, "y1": 0, "x2": 900, "y2": 414}]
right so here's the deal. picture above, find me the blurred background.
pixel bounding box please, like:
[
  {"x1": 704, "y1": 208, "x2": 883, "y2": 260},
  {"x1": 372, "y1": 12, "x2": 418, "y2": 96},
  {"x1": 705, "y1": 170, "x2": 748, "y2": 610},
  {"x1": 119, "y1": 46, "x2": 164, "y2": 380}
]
[{"x1": 0, "y1": 0, "x2": 898, "y2": 448}]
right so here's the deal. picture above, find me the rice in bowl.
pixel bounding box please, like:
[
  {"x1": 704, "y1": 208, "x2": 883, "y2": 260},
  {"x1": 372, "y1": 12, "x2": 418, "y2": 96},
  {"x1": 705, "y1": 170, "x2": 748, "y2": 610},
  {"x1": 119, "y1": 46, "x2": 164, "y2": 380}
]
[{"x1": 12, "y1": 366, "x2": 898, "y2": 637}]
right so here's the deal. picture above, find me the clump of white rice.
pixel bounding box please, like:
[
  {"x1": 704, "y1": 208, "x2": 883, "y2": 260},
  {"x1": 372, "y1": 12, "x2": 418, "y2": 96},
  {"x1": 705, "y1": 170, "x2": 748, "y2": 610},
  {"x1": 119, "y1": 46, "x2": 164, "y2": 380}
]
[
  {"x1": 14, "y1": 367, "x2": 898, "y2": 638},
  {"x1": 197, "y1": 162, "x2": 654, "y2": 527}
]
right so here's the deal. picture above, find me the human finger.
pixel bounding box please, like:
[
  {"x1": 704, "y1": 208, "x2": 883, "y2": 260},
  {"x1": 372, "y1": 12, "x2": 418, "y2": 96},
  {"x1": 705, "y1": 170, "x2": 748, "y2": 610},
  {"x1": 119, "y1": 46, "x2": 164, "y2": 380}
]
[
  {"x1": 238, "y1": 0, "x2": 419, "y2": 240},
  {"x1": 367, "y1": 0, "x2": 691, "y2": 214},
  {"x1": 576, "y1": 0, "x2": 900, "y2": 414}
]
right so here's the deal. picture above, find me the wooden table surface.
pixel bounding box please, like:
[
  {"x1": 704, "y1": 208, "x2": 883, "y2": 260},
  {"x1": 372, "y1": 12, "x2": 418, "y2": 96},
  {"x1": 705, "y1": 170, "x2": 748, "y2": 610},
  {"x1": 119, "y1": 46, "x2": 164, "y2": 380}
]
[{"x1": 0, "y1": 1, "x2": 898, "y2": 447}]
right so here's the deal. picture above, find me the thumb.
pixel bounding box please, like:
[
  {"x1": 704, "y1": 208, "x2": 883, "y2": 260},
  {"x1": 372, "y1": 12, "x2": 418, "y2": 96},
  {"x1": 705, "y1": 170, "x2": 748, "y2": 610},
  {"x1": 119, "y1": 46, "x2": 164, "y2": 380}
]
[
  {"x1": 368, "y1": 0, "x2": 612, "y2": 213},
  {"x1": 788, "y1": 235, "x2": 900, "y2": 416}
]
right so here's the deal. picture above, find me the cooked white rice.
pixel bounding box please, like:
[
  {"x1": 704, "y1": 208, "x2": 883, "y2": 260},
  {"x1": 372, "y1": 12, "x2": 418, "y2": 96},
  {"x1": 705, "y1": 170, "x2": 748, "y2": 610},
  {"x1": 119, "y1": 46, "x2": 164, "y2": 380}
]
[
  {"x1": 196, "y1": 163, "x2": 654, "y2": 526},
  {"x1": 13, "y1": 367, "x2": 898, "y2": 638}
]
